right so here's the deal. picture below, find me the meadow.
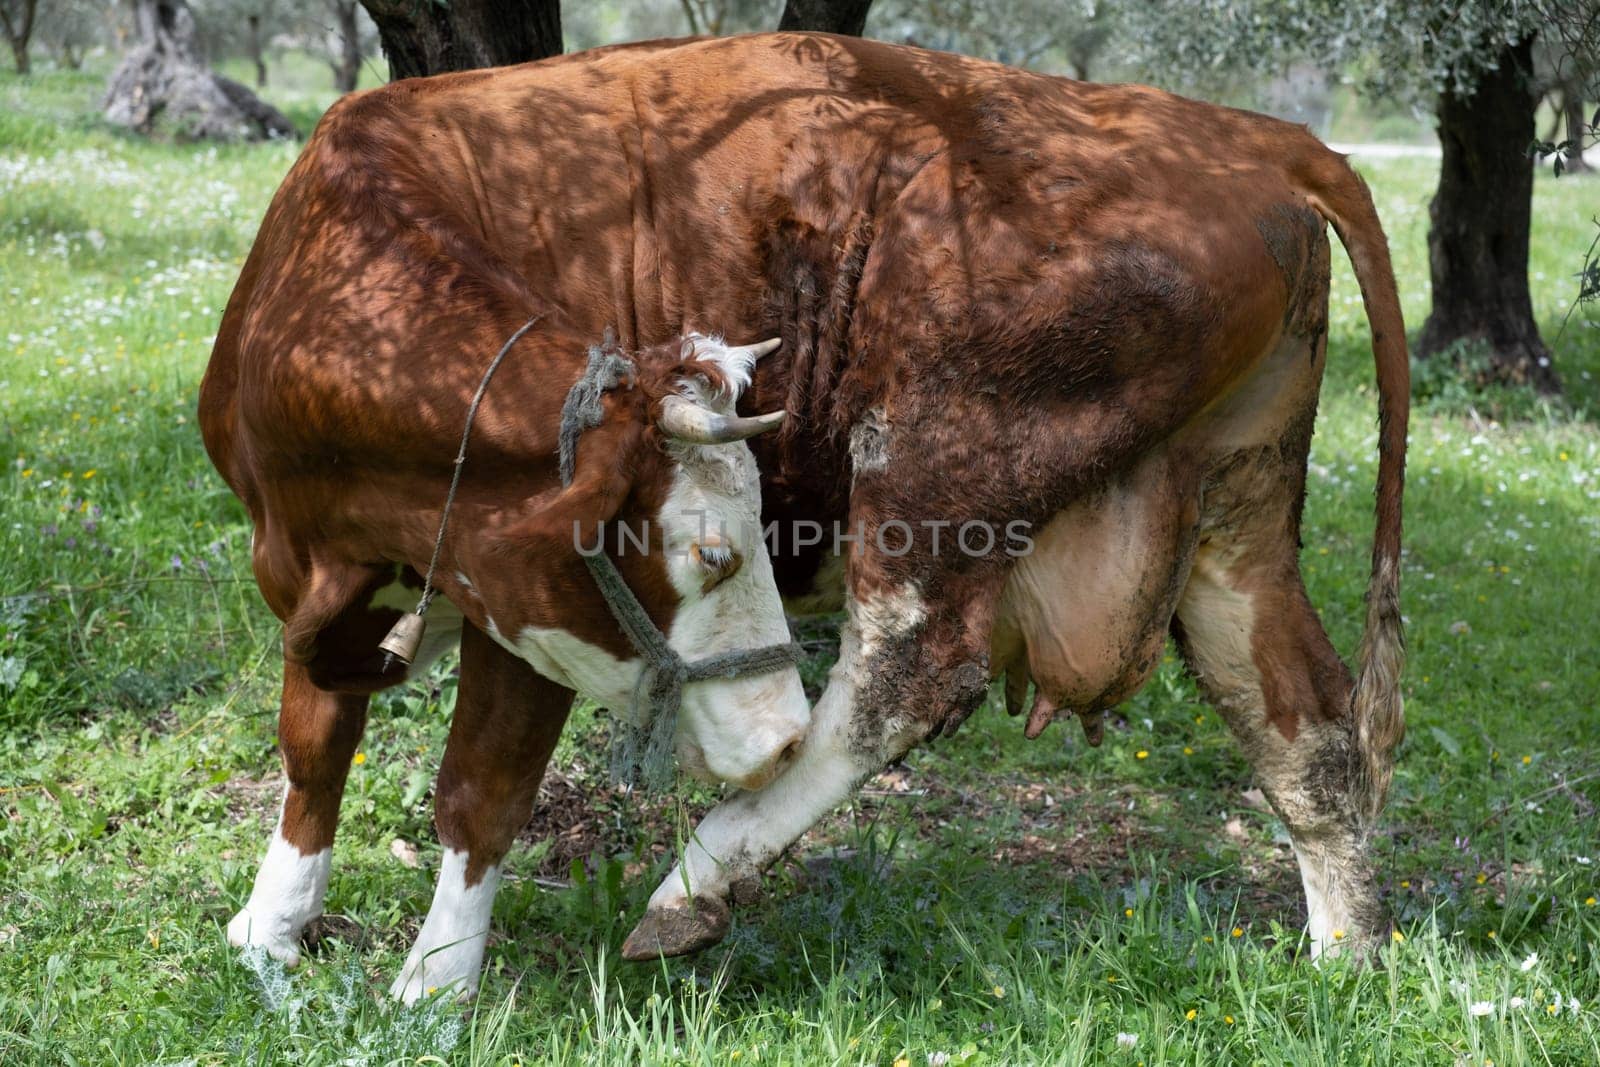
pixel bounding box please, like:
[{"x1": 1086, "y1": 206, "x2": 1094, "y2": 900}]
[{"x1": 2, "y1": 64, "x2": 1599, "y2": 1066}]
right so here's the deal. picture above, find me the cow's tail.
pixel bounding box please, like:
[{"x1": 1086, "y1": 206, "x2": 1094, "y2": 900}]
[{"x1": 1299, "y1": 149, "x2": 1409, "y2": 824}]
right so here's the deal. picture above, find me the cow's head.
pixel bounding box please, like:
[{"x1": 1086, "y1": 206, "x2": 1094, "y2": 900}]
[{"x1": 505, "y1": 334, "x2": 808, "y2": 792}]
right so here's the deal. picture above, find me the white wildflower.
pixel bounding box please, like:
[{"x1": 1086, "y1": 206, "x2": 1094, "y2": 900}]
[
  {"x1": 1470, "y1": 1001, "x2": 1496, "y2": 1017},
  {"x1": 1115, "y1": 1032, "x2": 1139, "y2": 1049},
  {"x1": 1521, "y1": 953, "x2": 1539, "y2": 972},
  {"x1": 1510, "y1": 997, "x2": 1526, "y2": 1009}
]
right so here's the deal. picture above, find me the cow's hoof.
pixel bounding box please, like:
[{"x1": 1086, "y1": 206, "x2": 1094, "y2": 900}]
[
  {"x1": 621, "y1": 896, "x2": 731, "y2": 961},
  {"x1": 226, "y1": 908, "x2": 303, "y2": 967},
  {"x1": 390, "y1": 967, "x2": 476, "y2": 1006}
]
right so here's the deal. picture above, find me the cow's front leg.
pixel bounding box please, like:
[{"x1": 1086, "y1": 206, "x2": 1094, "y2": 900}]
[
  {"x1": 391, "y1": 623, "x2": 572, "y2": 1004},
  {"x1": 229, "y1": 662, "x2": 369, "y2": 964},
  {"x1": 623, "y1": 584, "x2": 980, "y2": 959}
]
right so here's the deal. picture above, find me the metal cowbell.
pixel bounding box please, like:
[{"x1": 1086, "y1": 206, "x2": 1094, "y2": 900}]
[{"x1": 378, "y1": 612, "x2": 426, "y2": 665}]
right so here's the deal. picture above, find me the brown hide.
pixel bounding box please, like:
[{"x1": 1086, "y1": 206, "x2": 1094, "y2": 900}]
[{"x1": 202, "y1": 32, "x2": 1406, "y2": 745}]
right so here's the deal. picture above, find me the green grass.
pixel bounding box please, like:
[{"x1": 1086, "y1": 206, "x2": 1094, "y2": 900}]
[{"x1": 3, "y1": 64, "x2": 1600, "y2": 1065}]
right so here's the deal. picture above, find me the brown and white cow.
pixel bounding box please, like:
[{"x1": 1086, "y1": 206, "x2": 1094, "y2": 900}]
[{"x1": 201, "y1": 32, "x2": 1408, "y2": 999}]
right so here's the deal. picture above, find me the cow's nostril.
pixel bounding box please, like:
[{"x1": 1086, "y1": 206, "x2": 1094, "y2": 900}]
[{"x1": 778, "y1": 738, "x2": 802, "y2": 767}]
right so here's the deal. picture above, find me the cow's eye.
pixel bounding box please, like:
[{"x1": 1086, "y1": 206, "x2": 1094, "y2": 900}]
[{"x1": 692, "y1": 542, "x2": 742, "y2": 590}]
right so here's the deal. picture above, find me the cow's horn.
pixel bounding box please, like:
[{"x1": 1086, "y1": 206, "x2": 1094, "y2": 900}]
[
  {"x1": 727, "y1": 337, "x2": 782, "y2": 361},
  {"x1": 658, "y1": 395, "x2": 786, "y2": 444}
]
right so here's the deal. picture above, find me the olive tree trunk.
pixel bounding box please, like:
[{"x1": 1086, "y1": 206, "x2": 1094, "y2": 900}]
[
  {"x1": 103, "y1": 0, "x2": 296, "y2": 140},
  {"x1": 1, "y1": 0, "x2": 37, "y2": 74},
  {"x1": 1562, "y1": 91, "x2": 1590, "y2": 173},
  {"x1": 1416, "y1": 35, "x2": 1560, "y2": 393},
  {"x1": 359, "y1": 0, "x2": 560, "y2": 80},
  {"x1": 246, "y1": 12, "x2": 266, "y2": 87},
  {"x1": 329, "y1": 0, "x2": 362, "y2": 92},
  {"x1": 778, "y1": 0, "x2": 874, "y2": 35}
]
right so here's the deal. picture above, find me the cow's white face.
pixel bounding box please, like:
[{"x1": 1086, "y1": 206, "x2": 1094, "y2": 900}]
[
  {"x1": 657, "y1": 430, "x2": 809, "y2": 790},
  {"x1": 654, "y1": 336, "x2": 809, "y2": 790},
  {"x1": 497, "y1": 337, "x2": 809, "y2": 791}
]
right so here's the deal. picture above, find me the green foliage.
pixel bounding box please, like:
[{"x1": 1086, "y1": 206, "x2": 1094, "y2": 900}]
[
  {"x1": 1119, "y1": 0, "x2": 1597, "y2": 104},
  {"x1": 4, "y1": 66, "x2": 1600, "y2": 1066},
  {"x1": 872, "y1": 0, "x2": 1118, "y2": 77},
  {"x1": 1409, "y1": 339, "x2": 1573, "y2": 423}
]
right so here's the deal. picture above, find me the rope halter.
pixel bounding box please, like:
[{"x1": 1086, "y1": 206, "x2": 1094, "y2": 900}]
[{"x1": 558, "y1": 343, "x2": 803, "y2": 791}]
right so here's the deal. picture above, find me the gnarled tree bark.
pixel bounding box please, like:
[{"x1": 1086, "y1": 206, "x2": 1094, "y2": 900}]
[
  {"x1": 1417, "y1": 35, "x2": 1560, "y2": 393},
  {"x1": 778, "y1": 0, "x2": 874, "y2": 35},
  {"x1": 359, "y1": 0, "x2": 560, "y2": 80},
  {"x1": 103, "y1": 0, "x2": 296, "y2": 141}
]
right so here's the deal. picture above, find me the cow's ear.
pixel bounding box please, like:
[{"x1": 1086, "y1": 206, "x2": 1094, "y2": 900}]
[{"x1": 499, "y1": 421, "x2": 641, "y2": 553}]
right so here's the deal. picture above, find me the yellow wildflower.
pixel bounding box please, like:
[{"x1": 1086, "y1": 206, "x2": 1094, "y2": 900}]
[{"x1": 352, "y1": 752, "x2": 367, "y2": 765}]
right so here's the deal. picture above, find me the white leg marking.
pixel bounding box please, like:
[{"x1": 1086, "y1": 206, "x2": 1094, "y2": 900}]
[
  {"x1": 1296, "y1": 843, "x2": 1360, "y2": 959},
  {"x1": 648, "y1": 585, "x2": 928, "y2": 909},
  {"x1": 649, "y1": 653, "x2": 867, "y2": 909},
  {"x1": 227, "y1": 820, "x2": 331, "y2": 966},
  {"x1": 390, "y1": 849, "x2": 500, "y2": 1005}
]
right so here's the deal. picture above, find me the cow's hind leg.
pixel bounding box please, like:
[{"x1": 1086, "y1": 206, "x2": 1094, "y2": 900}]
[
  {"x1": 1173, "y1": 452, "x2": 1387, "y2": 958},
  {"x1": 229, "y1": 661, "x2": 369, "y2": 963},
  {"x1": 391, "y1": 622, "x2": 573, "y2": 1004}
]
